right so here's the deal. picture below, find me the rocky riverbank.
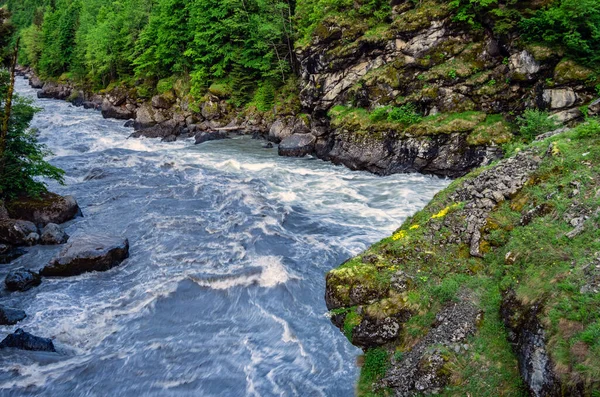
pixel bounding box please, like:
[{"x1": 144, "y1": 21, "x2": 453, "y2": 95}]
[{"x1": 325, "y1": 120, "x2": 600, "y2": 396}]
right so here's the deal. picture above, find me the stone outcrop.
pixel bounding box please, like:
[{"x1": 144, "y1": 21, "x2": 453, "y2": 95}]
[
  {"x1": 6, "y1": 193, "x2": 81, "y2": 227},
  {"x1": 194, "y1": 130, "x2": 229, "y2": 145},
  {"x1": 278, "y1": 133, "x2": 316, "y2": 157},
  {"x1": 41, "y1": 235, "x2": 129, "y2": 277},
  {"x1": 0, "y1": 329, "x2": 56, "y2": 352},
  {"x1": 0, "y1": 219, "x2": 38, "y2": 246}
]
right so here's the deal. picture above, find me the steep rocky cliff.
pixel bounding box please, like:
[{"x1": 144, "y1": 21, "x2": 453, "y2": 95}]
[
  {"x1": 325, "y1": 120, "x2": 600, "y2": 395},
  {"x1": 296, "y1": 0, "x2": 599, "y2": 177}
]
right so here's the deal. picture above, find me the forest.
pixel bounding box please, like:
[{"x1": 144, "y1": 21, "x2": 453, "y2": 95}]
[{"x1": 0, "y1": 0, "x2": 598, "y2": 111}]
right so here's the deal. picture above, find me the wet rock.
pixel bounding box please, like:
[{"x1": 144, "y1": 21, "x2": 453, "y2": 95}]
[
  {"x1": 0, "y1": 329, "x2": 55, "y2": 352},
  {"x1": 194, "y1": 131, "x2": 229, "y2": 145},
  {"x1": 263, "y1": 142, "x2": 274, "y2": 149},
  {"x1": 0, "y1": 245, "x2": 26, "y2": 264},
  {"x1": 29, "y1": 75, "x2": 43, "y2": 89},
  {"x1": 0, "y1": 305, "x2": 26, "y2": 325},
  {"x1": 101, "y1": 99, "x2": 135, "y2": 120},
  {"x1": 41, "y1": 235, "x2": 129, "y2": 277},
  {"x1": 37, "y1": 82, "x2": 72, "y2": 100},
  {"x1": 278, "y1": 133, "x2": 316, "y2": 157},
  {"x1": 84, "y1": 167, "x2": 109, "y2": 181},
  {"x1": 268, "y1": 119, "x2": 293, "y2": 143},
  {"x1": 0, "y1": 219, "x2": 38, "y2": 246},
  {"x1": 25, "y1": 232, "x2": 40, "y2": 246},
  {"x1": 161, "y1": 135, "x2": 177, "y2": 143},
  {"x1": 5, "y1": 268, "x2": 42, "y2": 292},
  {"x1": 6, "y1": 193, "x2": 81, "y2": 227},
  {"x1": 40, "y1": 223, "x2": 69, "y2": 245},
  {"x1": 123, "y1": 120, "x2": 135, "y2": 128}
]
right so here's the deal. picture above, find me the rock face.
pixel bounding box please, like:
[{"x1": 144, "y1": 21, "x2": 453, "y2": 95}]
[
  {"x1": 6, "y1": 193, "x2": 81, "y2": 227},
  {"x1": 101, "y1": 98, "x2": 135, "y2": 120},
  {"x1": 40, "y1": 223, "x2": 69, "y2": 245},
  {"x1": 37, "y1": 82, "x2": 72, "y2": 100},
  {"x1": 501, "y1": 290, "x2": 560, "y2": 397},
  {"x1": 41, "y1": 236, "x2": 129, "y2": 277},
  {"x1": 0, "y1": 329, "x2": 56, "y2": 352},
  {"x1": 0, "y1": 305, "x2": 27, "y2": 325},
  {"x1": 321, "y1": 131, "x2": 502, "y2": 177},
  {"x1": 0, "y1": 219, "x2": 38, "y2": 246},
  {"x1": 278, "y1": 133, "x2": 316, "y2": 157},
  {"x1": 5, "y1": 269, "x2": 42, "y2": 292}
]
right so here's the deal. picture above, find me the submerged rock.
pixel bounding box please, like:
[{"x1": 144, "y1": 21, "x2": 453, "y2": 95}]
[
  {"x1": 5, "y1": 268, "x2": 42, "y2": 292},
  {"x1": 84, "y1": 167, "x2": 109, "y2": 181},
  {"x1": 0, "y1": 245, "x2": 26, "y2": 264},
  {"x1": 0, "y1": 219, "x2": 38, "y2": 246},
  {"x1": 6, "y1": 193, "x2": 81, "y2": 227},
  {"x1": 41, "y1": 235, "x2": 129, "y2": 277},
  {"x1": 0, "y1": 305, "x2": 26, "y2": 325},
  {"x1": 194, "y1": 131, "x2": 229, "y2": 145},
  {"x1": 278, "y1": 133, "x2": 316, "y2": 157},
  {"x1": 0, "y1": 329, "x2": 55, "y2": 352},
  {"x1": 40, "y1": 223, "x2": 69, "y2": 245}
]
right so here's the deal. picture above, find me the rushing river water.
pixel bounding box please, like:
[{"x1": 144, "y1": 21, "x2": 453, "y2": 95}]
[{"x1": 0, "y1": 78, "x2": 449, "y2": 396}]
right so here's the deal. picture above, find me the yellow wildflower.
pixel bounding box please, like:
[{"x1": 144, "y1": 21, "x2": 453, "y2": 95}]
[
  {"x1": 410, "y1": 224, "x2": 420, "y2": 230},
  {"x1": 431, "y1": 203, "x2": 459, "y2": 219},
  {"x1": 392, "y1": 230, "x2": 407, "y2": 241}
]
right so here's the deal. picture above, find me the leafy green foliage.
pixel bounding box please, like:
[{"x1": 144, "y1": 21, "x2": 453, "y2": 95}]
[
  {"x1": 358, "y1": 348, "x2": 389, "y2": 394},
  {"x1": 368, "y1": 104, "x2": 422, "y2": 125},
  {"x1": 521, "y1": 0, "x2": 600, "y2": 68},
  {"x1": 516, "y1": 109, "x2": 561, "y2": 141}
]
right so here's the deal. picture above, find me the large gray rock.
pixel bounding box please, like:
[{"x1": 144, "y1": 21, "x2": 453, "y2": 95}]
[
  {"x1": 37, "y1": 82, "x2": 72, "y2": 100},
  {"x1": 194, "y1": 131, "x2": 229, "y2": 145},
  {"x1": 509, "y1": 51, "x2": 540, "y2": 80},
  {"x1": 0, "y1": 305, "x2": 26, "y2": 325},
  {"x1": 29, "y1": 75, "x2": 43, "y2": 89},
  {"x1": 268, "y1": 119, "x2": 293, "y2": 143},
  {"x1": 151, "y1": 94, "x2": 174, "y2": 109},
  {"x1": 278, "y1": 133, "x2": 316, "y2": 157},
  {"x1": 41, "y1": 235, "x2": 129, "y2": 277},
  {"x1": 5, "y1": 268, "x2": 42, "y2": 291},
  {"x1": 133, "y1": 103, "x2": 157, "y2": 130},
  {"x1": 543, "y1": 88, "x2": 578, "y2": 109},
  {"x1": 40, "y1": 223, "x2": 69, "y2": 245},
  {"x1": 6, "y1": 193, "x2": 81, "y2": 227},
  {"x1": 101, "y1": 99, "x2": 135, "y2": 120},
  {"x1": 0, "y1": 219, "x2": 38, "y2": 246},
  {"x1": 0, "y1": 329, "x2": 55, "y2": 352}
]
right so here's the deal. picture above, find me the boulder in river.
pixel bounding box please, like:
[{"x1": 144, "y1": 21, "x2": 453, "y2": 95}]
[
  {"x1": 101, "y1": 99, "x2": 135, "y2": 120},
  {"x1": 0, "y1": 245, "x2": 26, "y2": 264},
  {"x1": 6, "y1": 193, "x2": 81, "y2": 227},
  {"x1": 0, "y1": 219, "x2": 38, "y2": 246},
  {"x1": 278, "y1": 133, "x2": 316, "y2": 157},
  {"x1": 0, "y1": 329, "x2": 55, "y2": 352},
  {"x1": 29, "y1": 75, "x2": 43, "y2": 89},
  {"x1": 41, "y1": 235, "x2": 129, "y2": 277},
  {"x1": 5, "y1": 268, "x2": 42, "y2": 292},
  {"x1": 0, "y1": 305, "x2": 27, "y2": 325},
  {"x1": 40, "y1": 223, "x2": 69, "y2": 245},
  {"x1": 194, "y1": 131, "x2": 229, "y2": 145}
]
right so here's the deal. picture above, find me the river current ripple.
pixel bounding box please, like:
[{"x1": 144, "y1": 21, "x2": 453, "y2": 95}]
[{"x1": 0, "y1": 78, "x2": 449, "y2": 396}]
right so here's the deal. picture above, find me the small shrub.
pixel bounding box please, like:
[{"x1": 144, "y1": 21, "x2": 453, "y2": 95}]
[
  {"x1": 387, "y1": 104, "x2": 422, "y2": 125},
  {"x1": 572, "y1": 118, "x2": 600, "y2": 139},
  {"x1": 253, "y1": 82, "x2": 276, "y2": 112},
  {"x1": 448, "y1": 69, "x2": 457, "y2": 80},
  {"x1": 516, "y1": 109, "x2": 561, "y2": 141},
  {"x1": 361, "y1": 348, "x2": 389, "y2": 384},
  {"x1": 156, "y1": 77, "x2": 174, "y2": 94},
  {"x1": 369, "y1": 106, "x2": 389, "y2": 122}
]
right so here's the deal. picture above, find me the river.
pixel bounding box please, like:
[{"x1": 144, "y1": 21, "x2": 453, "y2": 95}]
[{"x1": 0, "y1": 78, "x2": 449, "y2": 396}]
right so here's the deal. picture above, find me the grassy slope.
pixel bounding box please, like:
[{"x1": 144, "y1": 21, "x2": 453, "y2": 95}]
[{"x1": 328, "y1": 119, "x2": 600, "y2": 395}]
